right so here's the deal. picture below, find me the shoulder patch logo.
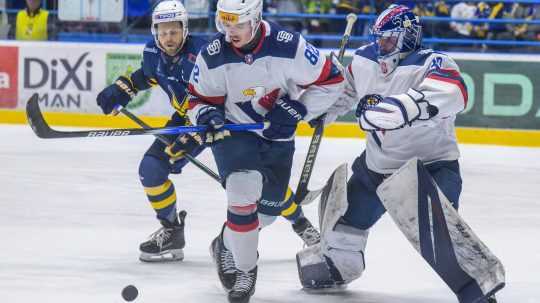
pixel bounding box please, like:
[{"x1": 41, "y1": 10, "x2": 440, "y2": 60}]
[
  {"x1": 207, "y1": 40, "x2": 221, "y2": 56},
  {"x1": 430, "y1": 57, "x2": 443, "y2": 71},
  {"x1": 277, "y1": 31, "x2": 294, "y2": 43}
]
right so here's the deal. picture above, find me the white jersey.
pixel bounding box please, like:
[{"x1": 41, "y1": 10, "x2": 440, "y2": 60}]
[
  {"x1": 187, "y1": 20, "x2": 344, "y2": 141},
  {"x1": 349, "y1": 44, "x2": 467, "y2": 174}
]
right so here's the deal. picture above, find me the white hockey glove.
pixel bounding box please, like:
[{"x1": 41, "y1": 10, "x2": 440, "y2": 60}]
[{"x1": 357, "y1": 89, "x2": 438, "y2": 131}]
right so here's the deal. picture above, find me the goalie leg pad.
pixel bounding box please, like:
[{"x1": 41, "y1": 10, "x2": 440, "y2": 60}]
[
  {"x1": 296, "y1": 222, "x2": 368, "y2": 290},
  {"x1": 376, "y1": 158, "x2": 505, "y2": 303},
  {"x1": 296, "y1": 244, "x2": 346, "y2": 290}
]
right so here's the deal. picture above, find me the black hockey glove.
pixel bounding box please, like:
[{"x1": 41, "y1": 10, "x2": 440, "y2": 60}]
[
  {"x1": 97, "y1": 76, "x2": 138, "y2": 115},
  {"x1": 196, "y1": 106, "x2": 230, "y2": 145},
  {"x1": 165, "y1": 133, "x2": 203, "y2": 162},
  {"x1": 263, "y1": 96, "x2": 307, "y2": 140}
]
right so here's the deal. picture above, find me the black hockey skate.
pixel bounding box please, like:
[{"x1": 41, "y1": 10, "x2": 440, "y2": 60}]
[
  {"x1": 292, "y1": 217, "x2": 321, "y2": 247},
  {"x1": 210, "y1": 224, "x2": 237, "y2": 291},
  {"x1": 228, "y1": 266, "x2": 257, "y2": 303},
  {"x1": 139, "y1": 211, "x2": 186, "y2": 262}
]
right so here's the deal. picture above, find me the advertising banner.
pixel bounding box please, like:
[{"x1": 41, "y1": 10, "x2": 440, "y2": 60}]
[
  {"x1": 0, "y1": 41, "x2": 173, "y2": 117},
  {"x1": 19, "y1": 46, "x2": 102, "y2": 112},
  {"x1": 1, "y1": 41, "x2": 539, "y2": 131},
  {"x1": 0, "y1": 46, "x2": 18, "y2": 109}
]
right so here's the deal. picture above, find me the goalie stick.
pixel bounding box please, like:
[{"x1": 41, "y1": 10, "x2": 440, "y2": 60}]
[
  {"x1": 25, "y1": 93, "x2": 265, "y2": 139},
  {"x1": 295, "y1": 13, "x2": 357, "y2": 204}
]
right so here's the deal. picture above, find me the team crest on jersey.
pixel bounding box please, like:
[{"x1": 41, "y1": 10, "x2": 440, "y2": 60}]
[
  {"x1": 207, "y1": 40, "x2": 221, "y2": 56},
  {"x1": 242, "y1": 86, "x2": 264, "y2": 97},
  {"x1": 245, "y1": 54, "x2": 254, "y2": 65},
  {"x1": 277, "y1": 31, "x2": 293, "y2": 43},
  {"x1": 380, "y1": 62, "x2": 388, "y2": 74},
  {"x1": 188, "y1": 53, "x2": 197, "y2": 64}
]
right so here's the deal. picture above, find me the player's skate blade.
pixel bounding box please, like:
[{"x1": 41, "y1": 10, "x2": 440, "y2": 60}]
[
  {"x1": 301, "y1": 284, "x2": 347, "y2": 294},
  {"x1": 228, "y1": 267, "x2": 257, "y2": 303},
  {"x1": 139, "y1": 249, "x2": 184, "y2": 262}
]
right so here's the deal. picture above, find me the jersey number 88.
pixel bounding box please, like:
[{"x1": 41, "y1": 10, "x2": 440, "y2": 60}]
[{"x1": 304, "y1": 44, "x2": 320, "y2": 65}]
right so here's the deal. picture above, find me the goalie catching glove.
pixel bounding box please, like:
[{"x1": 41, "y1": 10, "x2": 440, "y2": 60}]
[
  {"x1": 356, "y1": 89, "x2": 439, "y2": 131},
  {"x1": 97, "y1": 76, "x2": 138, "y2": 115}
]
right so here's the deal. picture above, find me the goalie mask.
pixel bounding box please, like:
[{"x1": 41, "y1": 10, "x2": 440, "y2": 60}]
[
  {"x1": 151, "y1": 0, "x2": 189, "y2": 55},
  {"x1": 215, "y1": 0, "x2": 263, "y2": 44},
  {"x1": 370, "y1": 5, "x2": 422, "y2": 76}
]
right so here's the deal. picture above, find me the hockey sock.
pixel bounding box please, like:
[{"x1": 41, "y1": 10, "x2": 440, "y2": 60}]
[
  {"x1": 280, "y1": 187, "x2": 303, "y2": 222},
  {"x1": 143, "y1": 179, "x2": 178, "y2": 224}
]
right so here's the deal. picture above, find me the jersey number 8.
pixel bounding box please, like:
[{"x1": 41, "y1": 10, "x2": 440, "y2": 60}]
[{"x1": 304, "y1": 44, "x2": 320, "y2": 65}]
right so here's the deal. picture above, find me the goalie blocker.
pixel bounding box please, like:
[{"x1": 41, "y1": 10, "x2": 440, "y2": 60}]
[{"x1": 297, "y1": 159, "x2": 505, "y2": 303}]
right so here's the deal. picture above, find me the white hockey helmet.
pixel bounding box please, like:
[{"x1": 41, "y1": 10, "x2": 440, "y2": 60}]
[
  {"x1": 215, "y1": 0, "x2": 263, "y2": 41},
  {"x1": 151, "y1": 0, "x2": 189, "y2": 53}
]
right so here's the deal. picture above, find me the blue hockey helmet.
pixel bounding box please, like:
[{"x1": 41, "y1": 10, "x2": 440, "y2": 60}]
[{"x1": 370, "y1": 5, "x2": 422, "y2": 76}]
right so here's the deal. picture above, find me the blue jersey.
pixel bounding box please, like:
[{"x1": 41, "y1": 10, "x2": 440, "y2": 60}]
[{"x1": 130, "y1": 35, "x2": 206, "y2": 119}]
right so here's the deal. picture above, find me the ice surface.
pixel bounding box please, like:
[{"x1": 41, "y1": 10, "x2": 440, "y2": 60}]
[{"x1": 1, "y1": 125, "x2": 539, "y2": 303}]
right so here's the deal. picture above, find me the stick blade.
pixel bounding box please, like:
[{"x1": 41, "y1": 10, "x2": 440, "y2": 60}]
[
  {"x1": 297, "y1": 187, "x2": 323, "y2": 206},
  {"x1": 26, "y1": 93, "x2": 55, "y2": 138}
]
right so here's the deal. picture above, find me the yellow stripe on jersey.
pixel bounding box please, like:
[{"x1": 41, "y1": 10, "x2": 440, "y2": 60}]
[{"x1": 144, "y1": 180, "x2": 172, "y2": 196}]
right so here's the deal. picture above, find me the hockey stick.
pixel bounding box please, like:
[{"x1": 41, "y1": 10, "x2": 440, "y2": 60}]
[
  {"x1": 295, "y1": 13, "x2": 357, "y2": 205},
  {"x1": 117, "y1": 107, "x2": 222, "y2": 183},
  {"x1": 26, "y1": 94, "x2": 265, "y2": 139}
]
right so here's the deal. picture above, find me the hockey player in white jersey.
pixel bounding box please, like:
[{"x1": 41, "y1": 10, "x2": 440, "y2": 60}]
[
  {"x1": 186, "y1": 0, "x2": 344, "y2": 302},
  {"x1": 297, "y1": 5, "x2": 504, "y2": 303}
]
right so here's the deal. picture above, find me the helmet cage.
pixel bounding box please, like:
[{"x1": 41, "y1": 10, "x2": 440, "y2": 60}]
[
  {"x1": 369, "y1": 5, "x2": 422, "y2": 75},
  {"x1": 370, "y1": 16, "x2": 422, "y2": 59}
]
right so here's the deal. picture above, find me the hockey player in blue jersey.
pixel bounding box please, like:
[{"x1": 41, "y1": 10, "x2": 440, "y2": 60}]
[
  {"x1": 186, "y1": 0, "x2": 344, "y2": 302},
  {"x1": 96, "y1": 0, "x2": 206, "y2": 262},
  {"x1": 97, "y1": 0, "x2": 206, "y2": 262},
  {"x1": 297, "y1": 5, "x2": 504, "y2": 303}
]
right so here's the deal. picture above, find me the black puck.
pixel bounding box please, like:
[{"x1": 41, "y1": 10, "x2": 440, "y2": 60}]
[{"x1": 121, "y1": 285, "x2": 138, "y2": 302}]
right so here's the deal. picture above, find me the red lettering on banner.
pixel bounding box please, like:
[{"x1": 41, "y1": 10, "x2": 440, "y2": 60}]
[{"x1": 0, "y1": 46, "x2": 19, "y2": 109}]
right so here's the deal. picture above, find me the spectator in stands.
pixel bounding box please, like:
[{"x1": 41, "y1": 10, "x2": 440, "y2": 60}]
[
  {"x1": 184, "y1": 0, "x2": 210, "y2": 32},
  {"x1": 14, "y1": 0, "x2": 53, "y2": 40},
  {"x1": 449, "y1": 1, "x2": 477, "y2": 38},
  {"x1": 472, "y1": 2, "x2": 507, "y2": 40},
  {"x1": 498, "y1": 4, "x2": 540, "y2": 45},
  {"x1": 303, "y1": 0, "x2": 334, "y2": 47},
  {"x1": 530, "y1": 5, "x2": 540, "y2": 42},
  {"x1": 432, "y1": 1, "x2": 451, "y2": 37},
  {"x1": 267, "y1": 0, "x2": 304, "y2": 33}
]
